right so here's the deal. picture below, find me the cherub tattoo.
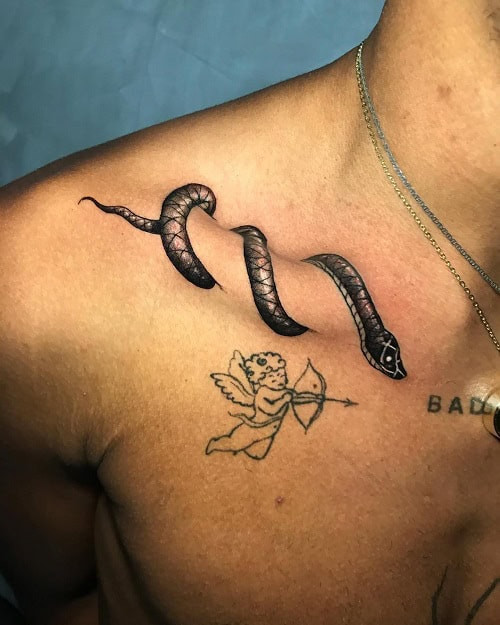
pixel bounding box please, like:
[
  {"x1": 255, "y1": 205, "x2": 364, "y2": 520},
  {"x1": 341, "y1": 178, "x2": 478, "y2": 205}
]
[
  {"x1": 80, "y1": 183, "x2": 406, "y2": 379},
  {"x1": 205, "y1": 350, "x2": 357, "y2": 460}
]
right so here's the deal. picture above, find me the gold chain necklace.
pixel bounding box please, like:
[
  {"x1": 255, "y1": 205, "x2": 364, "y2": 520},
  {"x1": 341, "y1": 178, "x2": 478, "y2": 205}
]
[{"x1": 355, "y1": 42, "x2": 500, "y2": 354}]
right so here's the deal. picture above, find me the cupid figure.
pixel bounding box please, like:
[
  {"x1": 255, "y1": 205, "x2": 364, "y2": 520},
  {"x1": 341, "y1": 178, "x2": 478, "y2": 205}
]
[{"x1": 205, "y1": 351, "x2": 357, "y2": 460}]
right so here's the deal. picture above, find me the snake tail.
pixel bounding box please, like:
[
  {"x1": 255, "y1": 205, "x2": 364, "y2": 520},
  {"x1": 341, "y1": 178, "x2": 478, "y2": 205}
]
[
  {"x1": 304, "y1": 254, "x2": 406, "y2": 379},
  {"x1": 232, "y1": 225, "x2": 308, "y2": 337},
  {"x1": 81, "y1": 183, "x2": 217, "y2": 289},
  {"x1": 79, "y1": 196, "x2": 161, "y2": 233}
]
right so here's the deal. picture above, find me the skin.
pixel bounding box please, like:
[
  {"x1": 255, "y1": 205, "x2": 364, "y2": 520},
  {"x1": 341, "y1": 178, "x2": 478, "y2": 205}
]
[{"x1": 0, "y1": 0, "x2": 499, "y2": 623}]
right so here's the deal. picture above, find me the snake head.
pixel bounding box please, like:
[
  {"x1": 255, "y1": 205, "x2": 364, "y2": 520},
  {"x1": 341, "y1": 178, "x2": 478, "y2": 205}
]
[{"x1": 371, "y1": 332, "x2": 407, "y2": 380}]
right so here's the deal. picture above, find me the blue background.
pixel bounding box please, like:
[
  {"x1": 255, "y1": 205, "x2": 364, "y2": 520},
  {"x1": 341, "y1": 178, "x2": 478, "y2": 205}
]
[
  {"x1": 0, "y1": 0, "x2": 384, "y2": 604},
  {"x1": 0, "y1": 0, "x2": 384, "y2": 186}
]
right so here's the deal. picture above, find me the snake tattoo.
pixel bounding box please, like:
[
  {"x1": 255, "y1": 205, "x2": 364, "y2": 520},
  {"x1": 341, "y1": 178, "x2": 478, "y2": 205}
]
[{"x1": 80, "y1": 183, "x2": 406, "y2": 379}]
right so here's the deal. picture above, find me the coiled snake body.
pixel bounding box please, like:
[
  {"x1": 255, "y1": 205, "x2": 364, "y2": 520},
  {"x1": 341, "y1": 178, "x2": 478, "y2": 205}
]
[{"x1": 80, "y1": 183, "x2": 406, "y2": 379}]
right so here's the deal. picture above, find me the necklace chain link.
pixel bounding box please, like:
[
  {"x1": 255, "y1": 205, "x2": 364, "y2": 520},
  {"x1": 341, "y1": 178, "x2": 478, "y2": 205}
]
[{"x1": 355, "y1": 41, "x2": 500, "y2": 353}]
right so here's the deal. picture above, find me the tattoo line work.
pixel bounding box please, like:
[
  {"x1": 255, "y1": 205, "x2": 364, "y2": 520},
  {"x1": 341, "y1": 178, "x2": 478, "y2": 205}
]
[
  {"x1": 432, "y1": 567, "x2": 499, "y2": 624},
  {"x1": 428, "y1": 394, "x2": 498, "y2": 416},
  {"x1": 205, "y1": 350, "x2": 357, "y2": 460},
  {"x1": 428, "y1": 394, "x2": 500, "y2": 440},
  {"x1": 80, "y1": 183, "x2": 406, "y2": 379}
]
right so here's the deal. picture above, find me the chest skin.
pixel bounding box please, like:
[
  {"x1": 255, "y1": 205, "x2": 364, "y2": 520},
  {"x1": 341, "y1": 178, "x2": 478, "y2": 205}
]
[
  {"x1": 0, "y1": 75, "x2": 498, "y2": 620},
  {"x1": 1, "y1": 202, "x2": 498, "y2": 623},
  {"x1": 87, "y1": 273, "x2": 499, "y2": 625},
  {"x1": 78, "y1": 180, "x2": 497, "y2": 621}
]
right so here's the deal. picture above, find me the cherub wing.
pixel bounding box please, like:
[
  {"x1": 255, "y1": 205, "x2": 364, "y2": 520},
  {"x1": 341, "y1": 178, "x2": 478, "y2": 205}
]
[
  {"x1": 228, "y1": 350, "x2": 254, "y2": 395},
  {"x1": 210, "y1": 351, "x2": 255, "y2": 417},
  {"x1": 210, "y1": 374, "x2": 254, "y2": 406}
]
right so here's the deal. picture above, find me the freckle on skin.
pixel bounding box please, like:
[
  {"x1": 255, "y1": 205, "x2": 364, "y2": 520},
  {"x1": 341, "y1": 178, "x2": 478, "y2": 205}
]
[{"x1": 437, "y1": 84, "x2": 452, "y2": 100}]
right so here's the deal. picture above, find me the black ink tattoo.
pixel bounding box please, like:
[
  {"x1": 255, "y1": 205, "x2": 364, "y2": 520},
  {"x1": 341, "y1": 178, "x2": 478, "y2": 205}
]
[
  {"x1": 231, "y1": 225, "x2": 308, "y2": 337},
  {"x1": 432, "y1": 566, "x2": 448, "y2": 625},
  {"x1": 80, "y1": 184, "x2": 217, "y2": 288},
  {"x1": 205, "y1": 350, "x2": 357, "y2": 460},
  {"x1": 465, "y1": 579, "x2": 500, "y2": 624},
  {"x1": 305, "y1": 254, "x2": 405, "y2": 379},
  {"x1": 428, "y1": 395, "x2": 499, "y2": 418},
  {"x1": 432, "y1": 567, "x2": 499, "y2": 624},
  {"x1": 428, "y1": 395, "x2": 500, "y2": 441},
  {"x1": 80, "y1": 183, "x2": 406, "y2": 379}
]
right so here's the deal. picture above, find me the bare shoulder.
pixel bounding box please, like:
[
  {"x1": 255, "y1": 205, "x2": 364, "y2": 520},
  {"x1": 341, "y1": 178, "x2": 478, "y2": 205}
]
[
  {"x1": 0, "y1": 75, "x2": 321, "y2": 468},
  {"x1": 0, "y1": 87, "x2": 268, "y2": 621},
  {"x1": 1, "y1": 61, "x2": 499, "y2": 623}
]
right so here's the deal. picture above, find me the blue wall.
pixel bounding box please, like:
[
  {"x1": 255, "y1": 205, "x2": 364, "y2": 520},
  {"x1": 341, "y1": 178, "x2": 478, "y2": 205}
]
[{"x1": 0, "y1": 1, "x2": 384, "y2": 186}]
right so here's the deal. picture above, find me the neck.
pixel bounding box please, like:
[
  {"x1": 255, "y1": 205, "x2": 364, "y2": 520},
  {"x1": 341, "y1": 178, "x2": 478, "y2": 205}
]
[{"x1": 340, "y1": 0, "x2": 499, "y2": 279}]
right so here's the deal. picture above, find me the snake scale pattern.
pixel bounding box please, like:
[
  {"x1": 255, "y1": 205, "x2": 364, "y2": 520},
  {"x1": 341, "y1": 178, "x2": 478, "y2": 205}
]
[{"x1": 80, "y1": 183, "x2": 406, "y2": 379}]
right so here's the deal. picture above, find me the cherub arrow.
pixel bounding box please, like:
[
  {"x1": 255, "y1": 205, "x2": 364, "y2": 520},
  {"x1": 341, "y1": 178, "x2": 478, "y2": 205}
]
[{"x1": 292, "y1": 359, "x2": 358, "y2": 431}]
